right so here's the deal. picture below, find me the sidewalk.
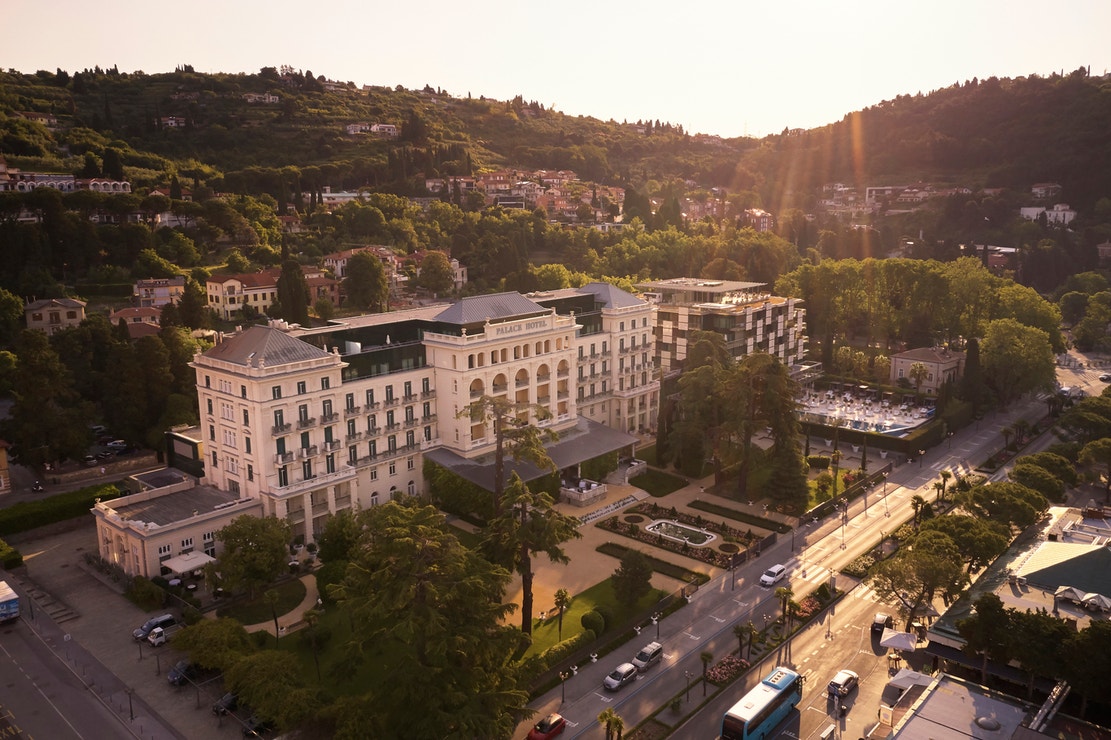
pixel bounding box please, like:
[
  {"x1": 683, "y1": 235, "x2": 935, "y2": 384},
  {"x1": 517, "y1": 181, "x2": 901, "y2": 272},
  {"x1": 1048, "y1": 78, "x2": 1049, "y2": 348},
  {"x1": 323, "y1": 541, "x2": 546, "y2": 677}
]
[{"x1": 238, "y1": 573, "x2": 321, "y2": 636}]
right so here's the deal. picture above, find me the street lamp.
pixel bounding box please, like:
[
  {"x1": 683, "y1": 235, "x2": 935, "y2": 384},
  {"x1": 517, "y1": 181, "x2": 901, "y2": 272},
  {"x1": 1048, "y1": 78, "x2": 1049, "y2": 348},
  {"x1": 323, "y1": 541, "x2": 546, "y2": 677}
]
[
  {"x1": 947, "y1": 431, "x2": 954, "y2": 449},
  {"x1": 685, "y1": 670, "x2": 693, "y2": 702},
  {"x1": 731, "y1": 551, "x2": 738, "y2": 590},
  {"x1": 918, "y1": 449, "x2": 926, "y2": 469},
  {"x1": 559, "y1": 670, "x2": 570, "y2": 704},
  {"x1": 883, "y1": 473, "x2": 890, "y2": 517},
  {"x1": 652, "y1": 612, "x2": 662, "y2": 640},
  {"x1": 127, "y1": 687, "x2": 134, "y2": 721}
]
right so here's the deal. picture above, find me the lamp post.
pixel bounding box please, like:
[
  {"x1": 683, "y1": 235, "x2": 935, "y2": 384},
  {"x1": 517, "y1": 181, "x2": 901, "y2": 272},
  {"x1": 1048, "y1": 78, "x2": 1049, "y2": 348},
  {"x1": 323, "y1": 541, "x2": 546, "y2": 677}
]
[
  {"x1": 947, "y1": 431, "x2": 954, "y2": 449},
  {"x1": 560, "y1": 670, "x2": 570, "y2": 705},
  {"x1": 652, "y1": 612, "x2": 661, "y2": 640},
  {"x1": 127, "y1": 687, "x2": 134, "y2": 721},
  {"x1": 839, "y1": 502, "x2": 847, "y2": 550},
  {"x1": 883, "y1": 473, "x2": 890, "y2": 517},
  {"x1": 918, "y1": 449, "x2": 925, "y2": 469},
  {"x1": 685, "y1": 670, "x2": 692, "y2": 702},
  {"x1": 731, "y1": 552, "x2": 738, "y2": 591}
]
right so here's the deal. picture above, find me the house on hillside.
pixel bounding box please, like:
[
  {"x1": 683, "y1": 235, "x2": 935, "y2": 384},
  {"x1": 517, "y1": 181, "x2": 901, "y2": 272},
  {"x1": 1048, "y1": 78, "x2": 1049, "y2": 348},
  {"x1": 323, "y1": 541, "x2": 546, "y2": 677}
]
[{"x1": 25, "y1": 298, "x2": 86, "y2": 335}]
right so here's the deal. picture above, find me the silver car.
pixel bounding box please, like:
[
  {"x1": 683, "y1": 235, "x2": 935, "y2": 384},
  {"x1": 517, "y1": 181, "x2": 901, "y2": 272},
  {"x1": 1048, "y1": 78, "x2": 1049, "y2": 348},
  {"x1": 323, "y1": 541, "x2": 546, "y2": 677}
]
[{"x1": 603, "y1": 662, "x2": 638, "y2": 691}]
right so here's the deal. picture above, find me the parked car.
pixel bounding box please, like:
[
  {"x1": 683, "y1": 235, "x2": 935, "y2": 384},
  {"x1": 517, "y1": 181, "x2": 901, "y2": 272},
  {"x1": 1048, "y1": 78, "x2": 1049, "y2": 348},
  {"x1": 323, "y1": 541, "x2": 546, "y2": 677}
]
[
  {"x1": 631, "y1": 641, "x2": 664, "y2": 672},
  {"x1": 759, "y1": 564, "x2": 787, "y2": 586},
  {"x1": 132, "y1": 613, "x2": 175, "y2": 641},
  {"x1": 871, "y1": 612, "x2": 893, "y2": 633},
  {"x1": 106, "y1": 439, "x2": 128, "y2": 450},
  {"x1": 212, "y1": 692, "x2": 238, "y2": 715},
  {"x1": 167, "y1": 659, "x2": 195, "y2": 686},
  {"x1": 602, "y1": 662, "x2": 638, "y2": 691},
  {"x1": 827, "y1": 669, "x2": 860, "y2": 697},
  {"x1": 1100, "y1": 373, "x2": 1111, "y2": 382},
  {"x1": 527, "y1": 712, "x2": 567, "y2": 740},
  {"x1": 95, "y1": 450, "x2": 113, "y2": 460}
]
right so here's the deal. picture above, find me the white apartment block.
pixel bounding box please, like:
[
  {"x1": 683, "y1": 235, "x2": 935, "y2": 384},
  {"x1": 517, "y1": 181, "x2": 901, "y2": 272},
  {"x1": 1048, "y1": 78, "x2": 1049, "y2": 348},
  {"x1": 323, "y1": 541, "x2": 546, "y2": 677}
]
[
  {"x1": 635, "y1": 278, "x2": 807, "y2": 374},
  {"x1": 190, "y1": 283, "x2": 659, "y2": 542}
]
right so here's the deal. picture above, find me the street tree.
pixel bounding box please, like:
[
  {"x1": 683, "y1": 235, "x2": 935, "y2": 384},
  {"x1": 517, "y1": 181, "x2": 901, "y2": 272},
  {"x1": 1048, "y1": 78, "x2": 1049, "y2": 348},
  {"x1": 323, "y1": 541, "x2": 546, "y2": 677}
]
[
  {"x1": 216, "y1": 515, "x2": 292, "y2": 599},
  {"x1": 330, "y1": 502, "x2": 528, "y2": 737},
  {"x1": 919, "y1": 515, "x2": 1009, "y2": 574},
  {"x1": 700, "y1": 651, "x2": 713, "y2": 696},
  {"x1": 316, "y1": 509, "x2": 361, "y2": 563},
  {"x1": 775, "y1": 586, "x2": 794, "y2": 629},
  {"x1": 1062, "y1": 619, "x2": 1111, "y2": 718},
  {"x1": 226, "y1": 650, "x2": 315, "y2": 732},
  {"x1": 1009, "y1": 463, "x2": 1065, "y2": 503},
  {"x1": 956, "y1": 481, "x2": 1047, "y2": 532},
  {"x1": 343, "y1": 250, "x2": 389, "y2": 311},
  {"x1": 612, "y1": 549, "x2": 653, "y2": 607},
  {"x1": 980, "y1": 318, "x2": 1056, "y2": 405},
  {"x1": 957, "y1": 593, "x2": 1013, "y2": 683},
  {"x1": 1010, "y1": 608, "x2": 1072, "y2": 699},
  {"x1": 869, "y1": 529, "x2": 965, "y2": 628},
  {"x1": 171, "y1": 617, "x2": 254, "y2": 673},
  {"x1": 486, "y1": 471, "x2": 581, "y2": 635},
  {"x1": 597, "y1": 707, "x2": 625, "y2": 740},
  {"x1": 1079, "y1": 438, "x2": 1111, "y2": 501}
]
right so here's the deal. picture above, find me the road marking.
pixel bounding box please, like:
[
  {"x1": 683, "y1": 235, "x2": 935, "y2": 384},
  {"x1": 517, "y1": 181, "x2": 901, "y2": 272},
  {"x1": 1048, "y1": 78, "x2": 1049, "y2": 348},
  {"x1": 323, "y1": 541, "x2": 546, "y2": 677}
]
[
  {"x1": 685, "y1": 632, "x2": 701, "y2": 640},
  {"x1": 711, "y1": 615, "x2": 725, "y2": 623}
]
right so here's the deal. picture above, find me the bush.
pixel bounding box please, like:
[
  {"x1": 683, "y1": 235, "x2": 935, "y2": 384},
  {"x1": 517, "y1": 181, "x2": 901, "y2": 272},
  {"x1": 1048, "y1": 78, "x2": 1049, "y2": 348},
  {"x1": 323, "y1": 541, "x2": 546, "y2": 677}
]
[
  {"x1": 537, "y1": 629, "x2": 596, "y2": 669},
  {"x1": 581, "y1": 610, "x2": 605, "y2": 635},
  {"x1": 0, "y1": 538, "x2": 23, "y2": 569},
  {"x1": 127, "y1": 575, "x2": 166, "y2": 611},
  {"x1": 593, "y1": 604, "x2": 614, "y2": 632},
  {"x1": 842, "y1": 553, "x2": 876, "y2": 579},
  {"x1": 182, "y1": 606, "x2": 202, "y2": 625},
  {"x1": 314, "y1": 559, "x2": 347, "y2": 605},
  {"x1": 0, "y1": 483, "x2": 122, "y2": 536},
  {"x1": 807, "y1": 456, "x2": 831, "y2": 470}
]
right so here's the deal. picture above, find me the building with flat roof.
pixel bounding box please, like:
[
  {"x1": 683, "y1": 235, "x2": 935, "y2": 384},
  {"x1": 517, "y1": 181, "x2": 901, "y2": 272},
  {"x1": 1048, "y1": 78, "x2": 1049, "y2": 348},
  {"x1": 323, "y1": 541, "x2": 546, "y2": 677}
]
[
  {"x1": 92, "y1": 474, "x2": 261, "y2": 578},
  {"x1": 634, "y1": 277, "x2": 807, "y2": 374}
]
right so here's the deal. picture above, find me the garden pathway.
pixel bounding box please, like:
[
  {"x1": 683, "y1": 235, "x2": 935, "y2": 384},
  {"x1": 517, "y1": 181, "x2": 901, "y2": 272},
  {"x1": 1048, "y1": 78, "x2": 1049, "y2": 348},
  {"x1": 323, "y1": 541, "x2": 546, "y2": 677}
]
[{"x1": 238, "y1": 573, "x2": 320, "y2": 637}]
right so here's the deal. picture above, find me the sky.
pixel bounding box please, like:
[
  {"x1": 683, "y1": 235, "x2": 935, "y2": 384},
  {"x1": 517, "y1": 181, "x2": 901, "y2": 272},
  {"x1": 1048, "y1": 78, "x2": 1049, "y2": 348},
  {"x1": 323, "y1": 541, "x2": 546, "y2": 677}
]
[{"x1": 8, "y1": 1, "x2": 1111, "y2": 139}]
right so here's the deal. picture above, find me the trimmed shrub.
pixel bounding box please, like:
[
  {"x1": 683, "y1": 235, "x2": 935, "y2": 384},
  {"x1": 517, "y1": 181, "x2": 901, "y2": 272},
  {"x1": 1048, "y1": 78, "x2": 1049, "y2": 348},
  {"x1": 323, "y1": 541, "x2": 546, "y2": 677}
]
[
  {"x1": 0, "y1": 538, "x2": 23, "y2": 569},
  {"x1": 537, "y1": 629, "x2": 596, "y2": 669},
  {"x1": 807, "y1": 455, "x2": 831, "y2": 470},
  {"x1": 0, "y1": 483, "x2": 122, "y2": 536},
  {"x1": 593, "y1": 604, "x2": 614, "y2": 633},
  {"x1": 581, "y1": 610, "x2": 605, "y2": 635}
]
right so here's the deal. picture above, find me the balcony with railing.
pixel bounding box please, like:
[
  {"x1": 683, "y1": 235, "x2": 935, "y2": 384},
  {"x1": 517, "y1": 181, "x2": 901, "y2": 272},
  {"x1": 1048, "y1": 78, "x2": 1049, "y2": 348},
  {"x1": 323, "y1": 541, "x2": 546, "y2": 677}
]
[
  {"x1": 273, "y1": 465, "x2": 357, "y2": 496},
  {"x1": 385, "y1": 422, "x2": 401, "y2": 433},
  {"x1": 383, "y1": 396, "x2": 401, "y2": 408},
  {"x1": 367, "y1": 426, "x2": 381, "y2": 437},
  {"x1": 403, "y1": 417, "x2": 419, "y2": 429},
  {"x1": 536, "y1": 373, "x2": 551, "y2": 383},
  {"x1": 344, "y1": 431, "x2": 364, "y2": 443},
  {"x1": 421, "y1": 389, "x2": 436, "y2": 400},
  {"x1": 298, "y1": 445, "x2": 318, "y2": 458},
  {"x1": 557, "y1": 368, "x2": 570, "y2": 377},
  {"x1": 402, "y1": 393, "x2": 418, "y2": 404},
  {"x1": 324, "y1": 440, "x2": 342, "y2": 452},
  {"x1": 516, "y1": 378, "x2": 529, "y2": 388},
  {"x1": 296, "y1": 417, "x2": 317, "y2": 430},
  {"x1": 366, "y1": 400, "x2": 381, "y2": 410},
  {"x1": 271, "y1": 423, "x2": 292, "y2": 436},
  {"x1": 344, "y1": 405, "x2": 361, "y2": 417},
  {"x1": 274, "y1": 452, "x2": 295, "y2": 464},
  {"x1": 319, "y1": 412, "x2": 339, "y2": 424},
  {"x1": 492, "y1": 383, "x2": 507, "y2": 393},
  {"x1": 421, "y1": 413, "x2": 437, "y2": 424}
]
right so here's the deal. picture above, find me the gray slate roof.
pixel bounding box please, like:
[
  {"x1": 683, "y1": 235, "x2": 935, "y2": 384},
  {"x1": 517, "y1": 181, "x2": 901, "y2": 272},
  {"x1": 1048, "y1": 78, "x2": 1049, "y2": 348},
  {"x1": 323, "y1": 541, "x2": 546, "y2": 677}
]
[
  {"x1": 424, "y1": 418, "x2": 637, "y2": 491},
  {"x1": 205, "y1": 325, "x2": 333, "y2": 366},
  {"x1": 433, "y1": 292, "x2": 548, "y2": 325},
  {"x1": 578, "y1": 281, "x2": 646, "y2": 309}
]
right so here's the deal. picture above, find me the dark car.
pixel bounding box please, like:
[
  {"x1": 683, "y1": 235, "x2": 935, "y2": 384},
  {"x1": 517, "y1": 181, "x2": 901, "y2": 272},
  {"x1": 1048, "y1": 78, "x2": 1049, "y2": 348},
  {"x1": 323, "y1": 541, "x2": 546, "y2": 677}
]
[
  {"x1": 528, "y1": 712, "x2": 567, "y2": 740},
  {"x1": 212, "y1": 692, "x2": 238, "y2": 715},
  {"x1": 167, "y1": 659, "x2": 195, "y2": 686},
  {"x1": 242, "y1": 714, "x2": 274, "y2": 737},
  {"x1": 871, "y1": 612, "x2": 893, "y2": 633}
]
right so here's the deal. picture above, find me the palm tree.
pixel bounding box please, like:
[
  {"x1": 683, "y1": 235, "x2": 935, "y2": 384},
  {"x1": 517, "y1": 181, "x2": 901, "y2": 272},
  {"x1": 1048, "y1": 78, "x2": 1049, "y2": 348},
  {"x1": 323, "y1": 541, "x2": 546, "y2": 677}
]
[
  {"x1": 1001, "y1": 425, "x2": 1013, "y2": 451},
  {"x1": 488, "y1": 473, "x2": 582, "y2": 635},
  {"x1": 554, "y1": 588, "x2": 571, "y2": 641},
  {"x1": 939, "y1": 470, "x2": 952, "y2": 502},
  {"x1": 831, "y1": 448, "x2": 843, "y2": 498},
  {"x1": 1013, "y1": 418, "x2": 1031, "y2": 446},
  {"x1": 700, "y1": 650, "x2": 714, "y2": 696},
  {"x1": 775, "y1": 585, "x2": 794, "y2": 630},
  {"x1": 597, "y1": 707, "x2": 625, "y2": 740},
  {"x1": 910, "y1": 494, "x2": 926, "y2": 527},
  {"x1": 933, "y1": 480, "x2": 945, "y2": 503}
]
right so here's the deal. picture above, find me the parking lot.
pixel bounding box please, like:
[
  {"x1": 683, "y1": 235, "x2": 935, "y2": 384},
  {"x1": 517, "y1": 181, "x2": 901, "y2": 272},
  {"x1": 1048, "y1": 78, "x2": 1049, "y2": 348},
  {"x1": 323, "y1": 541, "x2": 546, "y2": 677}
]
[{"x1": 9, "y1": 522, "x2": 255, "y2": 739}]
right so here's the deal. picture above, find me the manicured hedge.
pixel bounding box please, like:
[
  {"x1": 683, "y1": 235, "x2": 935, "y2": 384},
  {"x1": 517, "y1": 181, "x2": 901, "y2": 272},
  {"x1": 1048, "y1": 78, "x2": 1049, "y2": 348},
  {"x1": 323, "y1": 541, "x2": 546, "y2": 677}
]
[
  {"x1": 0, "y1": 538, "x2": 23, "y2": 569},
  {"x1": 0, "y1": 483, "x2": 122, "y2": 536}
]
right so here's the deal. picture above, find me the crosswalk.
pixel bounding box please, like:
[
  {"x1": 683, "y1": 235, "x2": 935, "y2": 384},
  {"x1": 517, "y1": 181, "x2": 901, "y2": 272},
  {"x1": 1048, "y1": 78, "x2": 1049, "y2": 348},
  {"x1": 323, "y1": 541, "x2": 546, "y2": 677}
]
[{"x1": 782, "y1": 561, "x2": 887, "y2": 606}]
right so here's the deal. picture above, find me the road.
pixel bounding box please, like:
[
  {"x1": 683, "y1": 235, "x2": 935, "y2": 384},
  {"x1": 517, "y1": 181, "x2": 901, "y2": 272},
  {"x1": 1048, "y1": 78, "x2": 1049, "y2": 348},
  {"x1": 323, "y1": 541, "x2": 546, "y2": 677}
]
[
  {"x1": 0, "y1": 620, "x2": 132, "y2": 739},
  {"x1": 537, "y1": 390, "x2": 1050, "y2": 740}
]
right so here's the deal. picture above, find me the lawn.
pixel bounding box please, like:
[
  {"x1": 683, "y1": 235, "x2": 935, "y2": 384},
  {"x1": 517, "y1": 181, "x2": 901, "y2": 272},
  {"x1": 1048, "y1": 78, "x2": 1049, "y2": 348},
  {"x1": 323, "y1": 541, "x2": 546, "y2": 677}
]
[
  {"x1": 216, "y1": 577, "x2": 307, "y2": 625},
  {"x1": 629, "y1": 468, "x2": 689, "y2": 497},
  {"x1": 524, "y1": 577, "x2": 666, "y2": 658}
]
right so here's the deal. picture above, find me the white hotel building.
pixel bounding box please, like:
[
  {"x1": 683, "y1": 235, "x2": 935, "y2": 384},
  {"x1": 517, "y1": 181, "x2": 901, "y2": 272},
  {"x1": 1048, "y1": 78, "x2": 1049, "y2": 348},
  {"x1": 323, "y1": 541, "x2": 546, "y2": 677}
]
[{"x1": 186, "y1": 283, "x2": 659, "y2": 542}]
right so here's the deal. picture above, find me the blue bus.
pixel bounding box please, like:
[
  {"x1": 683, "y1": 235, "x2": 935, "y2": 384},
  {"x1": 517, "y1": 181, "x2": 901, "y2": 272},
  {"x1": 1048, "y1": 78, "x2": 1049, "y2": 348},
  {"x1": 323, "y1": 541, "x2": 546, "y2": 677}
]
[{"x1": 720, "y1": 666, "x2": 803, "y2": 740}]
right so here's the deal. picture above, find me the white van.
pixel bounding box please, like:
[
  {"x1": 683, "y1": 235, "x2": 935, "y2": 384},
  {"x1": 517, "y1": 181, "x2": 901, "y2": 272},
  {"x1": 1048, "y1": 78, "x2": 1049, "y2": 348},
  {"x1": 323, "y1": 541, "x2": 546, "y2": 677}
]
[{"x1": 632, "y1": 641, "x2": 663, "y2": 672}]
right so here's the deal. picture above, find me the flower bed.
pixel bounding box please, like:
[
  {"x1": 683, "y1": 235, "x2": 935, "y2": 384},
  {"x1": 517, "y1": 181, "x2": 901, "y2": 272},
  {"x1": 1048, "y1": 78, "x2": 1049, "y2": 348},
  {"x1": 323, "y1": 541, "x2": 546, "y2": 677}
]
[
  {"x1": 707, "y1": 654, "x2": 750, "y2": 685},
  {"x1": 595, "y1": 502, "x2": 760, "y2": 569}
]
